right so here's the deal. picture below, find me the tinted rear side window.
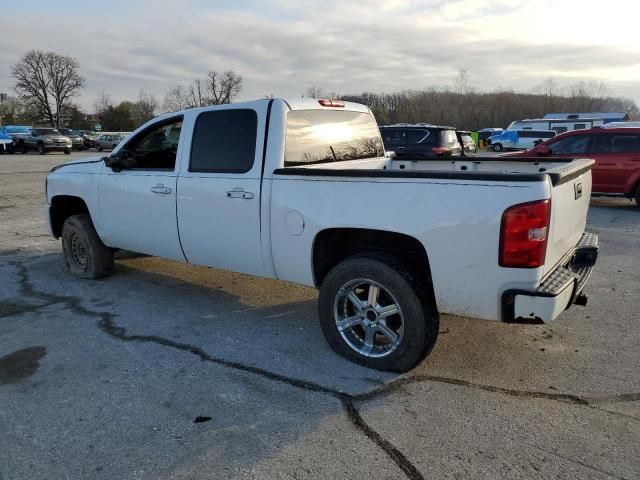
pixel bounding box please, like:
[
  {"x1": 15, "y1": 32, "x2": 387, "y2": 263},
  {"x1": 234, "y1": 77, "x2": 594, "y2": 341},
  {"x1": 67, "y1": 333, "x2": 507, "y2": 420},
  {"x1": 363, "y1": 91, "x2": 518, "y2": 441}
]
[
  {"x1": 380, "y1": 128, "x2": 405, "y2": 147},
  {"x1": 405, "y1": 129, "x2": 429, "y2": 144},
  {"x1": 190, "y1": 110, "x2": 257, "y2": 173},
  {"x1": 593, "y1": 134, "x2": 640, "y2": 153}
]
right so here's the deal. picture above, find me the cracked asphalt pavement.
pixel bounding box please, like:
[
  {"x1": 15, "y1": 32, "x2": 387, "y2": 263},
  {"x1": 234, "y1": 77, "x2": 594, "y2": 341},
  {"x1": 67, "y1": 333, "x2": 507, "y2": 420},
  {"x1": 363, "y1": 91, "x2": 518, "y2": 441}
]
[{"x1": 1, "y1": 152, "x2": 639, "y2": 479}]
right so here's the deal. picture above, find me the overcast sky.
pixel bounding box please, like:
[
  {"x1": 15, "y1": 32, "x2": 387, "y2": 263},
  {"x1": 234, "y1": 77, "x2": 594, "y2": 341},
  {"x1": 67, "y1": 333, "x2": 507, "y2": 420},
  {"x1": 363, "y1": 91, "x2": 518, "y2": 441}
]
[{"x1": 1, "y1": 0, "x2": 639, "y2": 111}]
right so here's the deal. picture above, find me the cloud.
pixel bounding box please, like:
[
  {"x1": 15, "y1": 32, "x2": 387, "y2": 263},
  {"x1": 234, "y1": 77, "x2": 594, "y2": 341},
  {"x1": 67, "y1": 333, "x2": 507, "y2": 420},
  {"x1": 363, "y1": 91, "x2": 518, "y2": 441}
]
[{"x1": 0, "y1": 0, "x2": 638, "y2": 111}]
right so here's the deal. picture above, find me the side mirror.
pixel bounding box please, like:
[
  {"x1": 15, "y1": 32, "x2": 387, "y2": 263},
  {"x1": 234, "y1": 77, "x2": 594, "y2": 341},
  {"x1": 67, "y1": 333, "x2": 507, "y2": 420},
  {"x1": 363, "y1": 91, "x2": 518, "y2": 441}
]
[
  {"x1": 104, "y1": 151, "x2": 136, "y2": 172},
  {"x1": 535, "y1": 145, "x2": 551, "y2": 155},
  {"x1": 103, "y1": 155, "x2": 121, "y2": 172},
  {"x1": 385, "y1": 150, "x2": 397, "y2": 159}
]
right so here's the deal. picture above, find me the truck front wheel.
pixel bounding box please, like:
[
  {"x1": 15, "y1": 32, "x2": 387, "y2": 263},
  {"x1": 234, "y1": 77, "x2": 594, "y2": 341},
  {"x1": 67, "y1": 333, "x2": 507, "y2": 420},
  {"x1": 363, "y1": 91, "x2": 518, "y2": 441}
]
[
  {"x1": 62, "y1": 214, "x2": 114, "y2": 279},
  {"x1": 318, "y1": 256, "x2": 438, "y2": 372},
  {"x1": 492, "y1": 143, "x2": 503, "y2": 152},
  {"x1": 38, "y1": 143, "x2": 46, "y2": 155}
]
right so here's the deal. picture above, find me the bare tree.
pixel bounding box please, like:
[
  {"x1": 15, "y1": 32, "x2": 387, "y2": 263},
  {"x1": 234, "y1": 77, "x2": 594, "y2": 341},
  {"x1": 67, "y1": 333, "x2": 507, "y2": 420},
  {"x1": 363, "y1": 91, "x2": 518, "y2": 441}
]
[
  {"x1": 303, "y1": 85, "x2": 339, "y2": 99},
  {"x1": 11, "y1": 50, "x2": 85, "y2": 127},
  {"x1": 163, "y1": 85, "x2": 191, "y2": 112},
  {"x1": 206, "y1": 70, "x2": 242, "y2": 105},
  {"x1": 304, "y1": 86, "x2": 326, "y2": 98},
  {"x1": 188, "y1": 79, "x2": 206, "y2": 107},
  {"x1": 94, "y1": 90, "x2": 113, "y2": 115},
  {"x1": 131, "y1": 89, "x2": 159, "y2": 127},
  {"x1": 454, "y1": 69, "x2": 470, "y2": 95},
  {"x1": 11, "y1": 50, "x2": 55, "y2": 125}
]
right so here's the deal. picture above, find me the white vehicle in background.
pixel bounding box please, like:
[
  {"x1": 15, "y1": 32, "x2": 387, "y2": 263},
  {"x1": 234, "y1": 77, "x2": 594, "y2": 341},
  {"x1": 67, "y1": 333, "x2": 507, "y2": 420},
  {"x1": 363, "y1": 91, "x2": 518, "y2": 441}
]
[
  {"x1": 509, "y1": 117, "x2": 603, "y2": 134},
  {"x1": 489, "y1": 129, "x2": 556, "y2": 151},
  {"x1": 602, "y1": 121, "x2": 640, "y2": 129},
  {"x1": 45, "y1": 98, "x2": 598, "y2": 372}
]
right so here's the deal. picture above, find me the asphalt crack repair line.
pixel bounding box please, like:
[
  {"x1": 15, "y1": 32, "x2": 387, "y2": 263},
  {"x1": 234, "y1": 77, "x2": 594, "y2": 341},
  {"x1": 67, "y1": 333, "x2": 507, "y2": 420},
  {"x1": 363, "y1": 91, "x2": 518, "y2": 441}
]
[{"x1": 5, "y1": 257, "x2": 640, "y2": 480}]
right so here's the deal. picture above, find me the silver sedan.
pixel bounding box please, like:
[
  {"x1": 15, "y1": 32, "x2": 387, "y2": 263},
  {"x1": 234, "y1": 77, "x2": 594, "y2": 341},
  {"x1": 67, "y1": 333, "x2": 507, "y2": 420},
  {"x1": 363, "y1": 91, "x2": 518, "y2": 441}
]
[{"x1": 95, "y1": 134, "x2": 125, "y2": 151}]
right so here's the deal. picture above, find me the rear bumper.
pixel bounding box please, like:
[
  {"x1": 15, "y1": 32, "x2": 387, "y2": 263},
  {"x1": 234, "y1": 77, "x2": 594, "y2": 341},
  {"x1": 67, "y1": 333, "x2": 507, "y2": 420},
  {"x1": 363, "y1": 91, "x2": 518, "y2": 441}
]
[{"x1": 502, "y1": 232, "x2": 599, "y2": 323}]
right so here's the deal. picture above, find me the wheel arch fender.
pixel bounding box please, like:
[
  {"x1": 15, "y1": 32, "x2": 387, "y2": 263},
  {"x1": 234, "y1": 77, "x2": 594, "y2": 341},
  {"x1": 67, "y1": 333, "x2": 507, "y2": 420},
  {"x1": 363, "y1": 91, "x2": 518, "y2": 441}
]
[
  {"x1": 624, "y1": 168, "x2": 640, "y2": 197},
  {"x1": 311, "y1": 227, "x2": 437, "y2": 309}
]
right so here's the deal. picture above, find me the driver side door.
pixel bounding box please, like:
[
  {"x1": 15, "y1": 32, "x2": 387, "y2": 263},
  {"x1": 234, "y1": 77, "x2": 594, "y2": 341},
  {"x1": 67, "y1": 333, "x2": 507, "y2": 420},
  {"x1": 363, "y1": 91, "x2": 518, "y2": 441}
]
[{"x1": 97, "y1": 116, "x2": 186, "y2": 261}]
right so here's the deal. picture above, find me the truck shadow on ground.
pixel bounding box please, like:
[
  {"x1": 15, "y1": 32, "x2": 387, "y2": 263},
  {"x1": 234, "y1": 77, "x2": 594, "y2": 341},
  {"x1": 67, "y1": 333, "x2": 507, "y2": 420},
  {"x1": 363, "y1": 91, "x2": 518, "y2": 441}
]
[{"x1": 2, "y1": 251, "x2": 638, "y2": 479}]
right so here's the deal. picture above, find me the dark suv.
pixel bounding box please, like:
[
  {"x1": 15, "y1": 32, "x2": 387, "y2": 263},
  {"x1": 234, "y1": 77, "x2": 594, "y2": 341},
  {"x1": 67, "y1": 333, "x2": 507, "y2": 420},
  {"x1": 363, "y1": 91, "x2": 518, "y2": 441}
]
[{"x1": 379, "y1": 124, "x2": 462, "y2": 159}]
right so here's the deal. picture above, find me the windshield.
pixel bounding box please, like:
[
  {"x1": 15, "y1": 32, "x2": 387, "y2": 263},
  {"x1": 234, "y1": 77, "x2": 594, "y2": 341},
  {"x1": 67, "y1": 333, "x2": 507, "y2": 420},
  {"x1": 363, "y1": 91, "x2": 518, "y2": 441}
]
[
  {"x1": 40, "y1": 129, "x2": 62, "y2": 135},
  {"x1": 285, "y1": 110, "x2": 384, "y2": 166}
]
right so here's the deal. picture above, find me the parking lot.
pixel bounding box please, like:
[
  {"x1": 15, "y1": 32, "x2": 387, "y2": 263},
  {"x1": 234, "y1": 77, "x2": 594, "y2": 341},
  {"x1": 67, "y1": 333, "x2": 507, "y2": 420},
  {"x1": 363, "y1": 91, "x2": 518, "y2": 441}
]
[{"x1": 1, "y1": 151, "x2": 639, "y2": 479}]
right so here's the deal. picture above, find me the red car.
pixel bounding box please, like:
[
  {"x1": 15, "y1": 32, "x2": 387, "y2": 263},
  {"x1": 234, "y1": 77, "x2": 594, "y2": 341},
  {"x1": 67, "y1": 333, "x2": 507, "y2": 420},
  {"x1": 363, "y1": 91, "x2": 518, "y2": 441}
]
[{"x1": 507, "y1": 127, "x2": 640, "y2": 207}]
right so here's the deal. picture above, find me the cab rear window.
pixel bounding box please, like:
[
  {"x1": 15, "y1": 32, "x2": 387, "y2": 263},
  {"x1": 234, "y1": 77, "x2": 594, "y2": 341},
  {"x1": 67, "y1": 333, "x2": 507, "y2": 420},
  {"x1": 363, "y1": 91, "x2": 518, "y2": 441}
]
[{"x1": 285, "y1": 110, "x2": 384, "y2": 166}]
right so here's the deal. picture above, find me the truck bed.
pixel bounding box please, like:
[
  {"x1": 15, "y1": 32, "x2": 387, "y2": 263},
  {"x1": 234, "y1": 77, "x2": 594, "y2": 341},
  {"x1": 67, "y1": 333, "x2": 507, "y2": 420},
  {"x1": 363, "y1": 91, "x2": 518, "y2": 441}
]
[
  {"x1": 270, "y1": 156, "x2": 594, "y2": 320},
  {"x1": 273, "y1": 156, "x2": 594, "y2": 187}
]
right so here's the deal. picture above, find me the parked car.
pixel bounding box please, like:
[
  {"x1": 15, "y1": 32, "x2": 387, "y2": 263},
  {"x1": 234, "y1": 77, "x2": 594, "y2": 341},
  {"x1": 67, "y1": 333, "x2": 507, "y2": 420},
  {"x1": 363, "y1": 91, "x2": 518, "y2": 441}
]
[
  {"x1": 0, "y1": 130, "x2": 14, "y2": 154},
  {"x1": 57, "y1": 129, "x2": 85, "y2": 151},
  {"x1": 78, "y1": 130, "x2": 98, "y2": 149},
  {"x1": 505, "y1": 127, "x2": 640, "y2": 207},
  {"x1": 456, "y1": 130, "x2": 477, "y2": 155},
  {"x1": 95, "y1": 134, "x2": 125, "y2": 151},
  {"x1": 45, "y1": 98, "x2": 598, "y2": 372},
  {"x1": 23, "y1": 128, "x2": 72, "y2": 154},
  {"x1": 490, "y1": 129, "x2": 556, "y2": 151},
  {"x1": 380, "y1": 124, "x2": 462, "y2": 158},
  {"x1": 0, "y1": 125, "x2": 31, "y2": 153}
]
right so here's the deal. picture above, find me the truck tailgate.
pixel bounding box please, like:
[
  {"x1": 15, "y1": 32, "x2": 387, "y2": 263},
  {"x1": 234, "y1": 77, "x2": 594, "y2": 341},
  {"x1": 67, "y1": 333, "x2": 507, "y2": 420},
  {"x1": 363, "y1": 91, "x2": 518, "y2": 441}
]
[{"x1": 543, "y1": 159, "x2": 594, "y2": 276}]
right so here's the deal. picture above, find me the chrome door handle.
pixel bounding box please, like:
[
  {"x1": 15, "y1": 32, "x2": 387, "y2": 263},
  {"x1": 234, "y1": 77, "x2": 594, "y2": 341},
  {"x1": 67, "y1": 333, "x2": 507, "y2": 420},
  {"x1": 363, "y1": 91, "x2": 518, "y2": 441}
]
[
  {"x1": 226, "y1": 189, "x2": 254, "y2": 199},
  {"x1": 151, "y1": 184, "x2": 172, "y2": 194}
]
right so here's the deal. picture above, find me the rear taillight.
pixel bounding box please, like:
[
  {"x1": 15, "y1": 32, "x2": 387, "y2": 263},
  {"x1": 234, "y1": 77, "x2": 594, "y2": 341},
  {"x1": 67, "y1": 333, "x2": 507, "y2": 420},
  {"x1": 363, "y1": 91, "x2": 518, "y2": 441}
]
[
  {"x1": 432, "y1": 146, "x2": 451, "y2": 155},
  {"x1": 499, "y1": 199, "x2": 551, "y2": 268}
]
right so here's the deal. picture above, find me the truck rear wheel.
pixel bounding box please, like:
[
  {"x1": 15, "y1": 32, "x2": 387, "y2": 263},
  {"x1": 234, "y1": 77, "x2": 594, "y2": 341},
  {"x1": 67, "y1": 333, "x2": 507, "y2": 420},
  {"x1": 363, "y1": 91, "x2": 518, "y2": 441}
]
[
  {"x1": 62, "y1": 214, "x2": 114, "y2": 279},
  {"x1": 318, "y1": 255, "x2": 438, "y2": 372}
]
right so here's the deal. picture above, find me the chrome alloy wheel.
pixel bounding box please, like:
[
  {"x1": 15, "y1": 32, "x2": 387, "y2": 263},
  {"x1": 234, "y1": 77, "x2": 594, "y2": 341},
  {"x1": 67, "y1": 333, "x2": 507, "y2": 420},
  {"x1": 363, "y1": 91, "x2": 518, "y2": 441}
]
[
  {"x1": 333, "y1": 279, "x2": 404, "y2": 358},
  {"x1": 69, "y1": 233, "x2": 89, "y2": 271}
]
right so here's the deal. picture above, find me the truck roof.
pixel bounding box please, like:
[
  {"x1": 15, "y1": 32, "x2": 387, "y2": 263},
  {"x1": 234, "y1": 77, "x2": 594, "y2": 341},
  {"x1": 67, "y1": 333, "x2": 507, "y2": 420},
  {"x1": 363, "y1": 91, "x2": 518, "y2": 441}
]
[{"x1": 158, "y1": 98, "x2": 371, "y2": 119}]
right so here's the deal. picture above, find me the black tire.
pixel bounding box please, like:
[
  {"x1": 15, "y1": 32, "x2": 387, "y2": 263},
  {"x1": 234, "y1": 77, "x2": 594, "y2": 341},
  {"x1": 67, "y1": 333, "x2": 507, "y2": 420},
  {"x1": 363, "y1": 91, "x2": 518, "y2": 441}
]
[
  {"x1": 61, "y1": 214, "x2": 114, "y2": 279},
  {"x1": 492, "y1": 143, "x2": 503, "y2": 152},
  {"x1": 112, "y1": 144, "x2": 117, "y2": 150},
  {"x1": 38, "y1": 143, "x2": 46, "y2": 155},
  {"x1": 97, "y1": 144, "x2": 102, "y2": 152},
  {"x1": 64, "y1": 149, "x2": 71, "y2": 155},
  {"x1": 18, "y1": 142, "x2": 27, "y2": 154},
  {"x1": 318, "y1": 255, "x2": 439, "y2": 372}
]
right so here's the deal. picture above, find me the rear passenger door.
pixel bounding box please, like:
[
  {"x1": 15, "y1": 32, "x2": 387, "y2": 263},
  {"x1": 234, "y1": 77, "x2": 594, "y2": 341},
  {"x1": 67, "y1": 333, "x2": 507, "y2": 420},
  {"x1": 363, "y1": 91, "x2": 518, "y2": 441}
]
[
  {"x1": 177, "y1": 107, "x2": 268, "y2": 276},
  {"x1": 591, "y1": 133, "x2": 640, "y2": 194},
  {"x1": 403, "y1": 128, "x2": 432, "y2": 157}
]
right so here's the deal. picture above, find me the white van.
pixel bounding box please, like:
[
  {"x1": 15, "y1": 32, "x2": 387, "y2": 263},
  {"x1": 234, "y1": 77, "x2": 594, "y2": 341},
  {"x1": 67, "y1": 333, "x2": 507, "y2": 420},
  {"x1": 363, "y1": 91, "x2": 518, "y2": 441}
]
[
  {"x1": 489, "y1": 129, "x2": 556, "y2": 151},
  {"x1": 508, "y1": 117, "x2": 603, "y2": 134}
]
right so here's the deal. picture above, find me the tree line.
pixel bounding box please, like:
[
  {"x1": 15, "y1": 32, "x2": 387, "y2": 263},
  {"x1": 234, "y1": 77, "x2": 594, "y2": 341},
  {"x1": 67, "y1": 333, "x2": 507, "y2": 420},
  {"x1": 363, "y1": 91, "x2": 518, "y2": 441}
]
[
  {"x1": 332, "y1": 72, "x2": 639, "y2": 130},
  {"x1": 2, "y1": 50, "x2": 638, "y2": 132}
]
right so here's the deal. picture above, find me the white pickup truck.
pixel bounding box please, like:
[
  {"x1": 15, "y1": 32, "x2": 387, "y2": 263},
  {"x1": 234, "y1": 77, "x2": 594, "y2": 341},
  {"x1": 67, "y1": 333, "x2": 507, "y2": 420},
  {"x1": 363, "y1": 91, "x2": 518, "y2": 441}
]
[{"x1": 45, "y1": 98, "x2": 599, "y2": 372}]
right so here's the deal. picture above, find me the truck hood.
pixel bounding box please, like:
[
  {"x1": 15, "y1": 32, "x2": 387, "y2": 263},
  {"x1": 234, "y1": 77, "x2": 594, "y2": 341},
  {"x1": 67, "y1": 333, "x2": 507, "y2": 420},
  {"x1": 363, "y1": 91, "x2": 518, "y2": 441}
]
[{"x1": 50, "y1": 156, "x2": 104, "y2": 174}]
